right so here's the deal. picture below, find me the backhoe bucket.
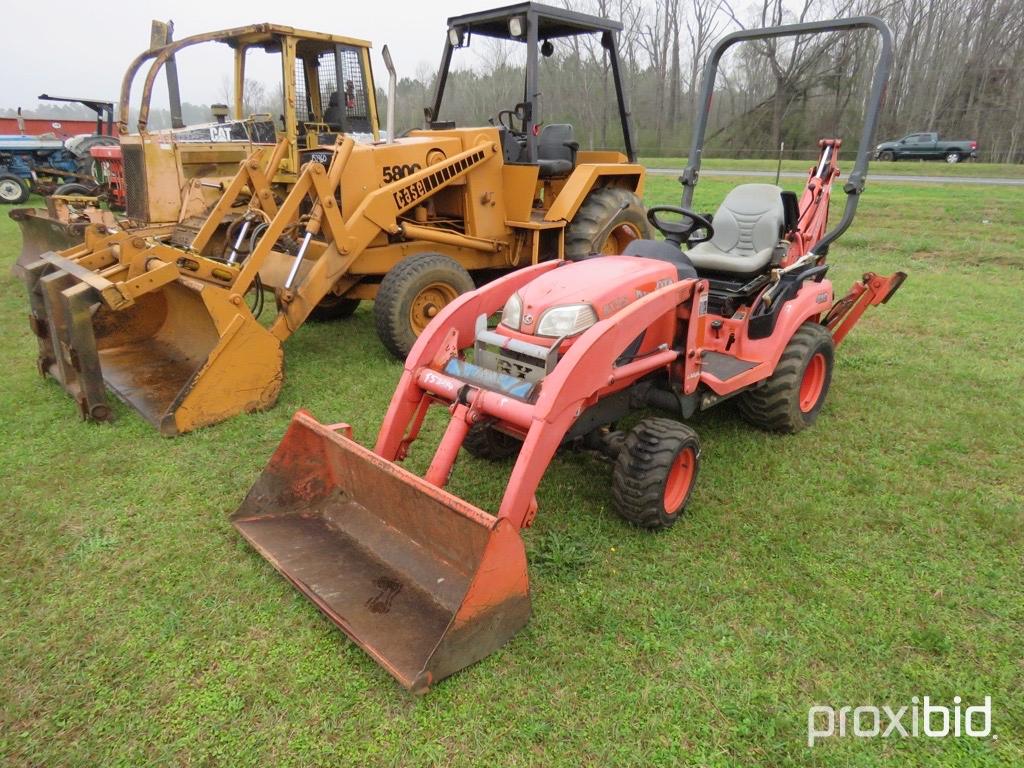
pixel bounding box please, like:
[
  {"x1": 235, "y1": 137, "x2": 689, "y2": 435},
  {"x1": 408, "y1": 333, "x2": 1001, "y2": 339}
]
[
  {"x1": 231, "y1": 411, "x2": 531, "y2": 692},
  {"x1": 24, "y1": 252, "x2": 283, "y2": 434},
  {"x1": 10, "y1": 208, "x2": 88, "y2": 279}
]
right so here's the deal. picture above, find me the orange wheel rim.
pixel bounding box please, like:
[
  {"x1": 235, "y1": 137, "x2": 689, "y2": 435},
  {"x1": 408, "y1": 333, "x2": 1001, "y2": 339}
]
[
  {"x1": 799, "y1": 353, "x2": 826, "y2": 413},
  {"x1": 601, "y1": 222, "x2": 642, "y2": 255},
  {"x1": 409, "y1": 282, "x2": 459, "y2": 334},
  {"x1": 663, "y1": 447, "x2": 696, "y2": 514}
]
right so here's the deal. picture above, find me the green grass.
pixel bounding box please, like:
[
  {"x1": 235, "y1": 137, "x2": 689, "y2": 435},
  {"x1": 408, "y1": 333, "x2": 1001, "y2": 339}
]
[
  {"x1": 642, "y1": 156, "x2": 1024, "y2": 179},
  {"x1": 1, "y1": 177, "x2": 1022, "y2": 766}
]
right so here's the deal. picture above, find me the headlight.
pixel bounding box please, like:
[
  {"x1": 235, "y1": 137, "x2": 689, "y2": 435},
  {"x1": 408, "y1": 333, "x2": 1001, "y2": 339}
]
[
  {"x1": 500, "y1": 293, "x2": 522, "y2": 330},
  {"x1": 536, "y1": 304, "x2": 598, "y2": 338}
]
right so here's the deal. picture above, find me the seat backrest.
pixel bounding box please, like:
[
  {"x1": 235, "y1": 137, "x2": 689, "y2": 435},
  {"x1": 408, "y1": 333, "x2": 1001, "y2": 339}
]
[
  {"x1": 323, "y1": 91, "x2": 343, "y2": 129},
  {"x1": 538, "y1": 124, "x2": 575, "y2": 163},
  {"x1": 707, "y1": 183, "x2": 785, "y2": 259}
]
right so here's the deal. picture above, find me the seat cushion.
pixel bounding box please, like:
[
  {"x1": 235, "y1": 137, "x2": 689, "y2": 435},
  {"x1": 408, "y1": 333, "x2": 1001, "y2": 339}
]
[
  {"x1": 687, "y1": 183, "x2": 784, "y2": 275},
  {"x1": 537, "y1": 124, "x2": 577, "y2": 178},
  {"x1": 538, "y1": 158, "x2": 574, "y2": 177},
  {"x1": 686, "y1": 241, "x2": 776, "y2": 275}
]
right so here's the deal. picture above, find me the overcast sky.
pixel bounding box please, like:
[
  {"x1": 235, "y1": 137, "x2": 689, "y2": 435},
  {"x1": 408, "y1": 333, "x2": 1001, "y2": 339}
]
[{"x1": 1, "y1": 0, "x2": 494, "y2": 111}]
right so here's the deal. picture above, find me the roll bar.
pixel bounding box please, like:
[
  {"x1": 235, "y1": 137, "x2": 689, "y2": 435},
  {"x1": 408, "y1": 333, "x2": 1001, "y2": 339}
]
[{"x1": 681, "y1": 16, "x2": 893, "y2": 256}]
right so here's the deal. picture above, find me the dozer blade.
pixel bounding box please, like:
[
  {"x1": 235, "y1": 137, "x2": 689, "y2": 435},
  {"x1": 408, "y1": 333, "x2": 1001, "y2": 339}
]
[
  {"x1": 10, "y1": 208, "x2": 89, "y2": 279},
  {"x1": 24, "y1": 252, "x2": 283, "y2": 434},
  {"x1": 231, "y1": 411, "x2": 531, "y2": 693}
]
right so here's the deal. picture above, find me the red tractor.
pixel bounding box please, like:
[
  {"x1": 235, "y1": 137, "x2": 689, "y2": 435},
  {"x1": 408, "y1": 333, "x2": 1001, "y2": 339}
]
[{"x1": 233, "y1": 16, "x2": 905, "y2": 692}]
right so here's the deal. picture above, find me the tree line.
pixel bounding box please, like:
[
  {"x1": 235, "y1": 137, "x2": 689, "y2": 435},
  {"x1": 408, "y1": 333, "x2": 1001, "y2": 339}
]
[
  {"x1": 391, "y1": 0, "x2": 1024, "y2": 163},
  {"x1": 6, "y1": 0, "x2": 1022, "y2": 163}
]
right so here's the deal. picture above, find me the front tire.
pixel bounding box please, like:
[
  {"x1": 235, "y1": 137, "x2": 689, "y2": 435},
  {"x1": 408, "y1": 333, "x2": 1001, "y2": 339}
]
[
  {"x1": 738, "y1": 322, "x2": 835, "y2": 433},
  {"x1": 0, "y1": 174, "x2": 30, "y2": 204},
  {"x1": 612, "y1": 417, "x2": 701, "y2": 530},
  {"x1": 374, "y1": 253, "x2": 475, "y2": 359},
  {"x1": 463, "y1": 422, "x2": 521, "y2": 460},
  {"x1": 565, "y1": 186, "x2": 649, "y2": 260},
  {"x1": 878, "y1": 150, "x2": 895, "y2": 162}
]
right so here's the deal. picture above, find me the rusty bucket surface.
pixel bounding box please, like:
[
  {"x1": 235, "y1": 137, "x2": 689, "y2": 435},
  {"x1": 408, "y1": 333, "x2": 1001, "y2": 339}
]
[
  {"x1": 231, "y1": 411, "x2": 531, "y2": 692},
  {"x1": 24, "y1": 253, "x2": 283, "y2": 434}
]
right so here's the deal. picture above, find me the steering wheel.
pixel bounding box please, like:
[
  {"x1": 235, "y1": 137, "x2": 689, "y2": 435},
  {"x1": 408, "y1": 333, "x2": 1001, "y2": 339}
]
[
  {"x1": 495, "y1": 105, "x2": 526, "y2": 135},
  {"x1": 647, "y1": 205, "x2": 714, "y2": 246}
]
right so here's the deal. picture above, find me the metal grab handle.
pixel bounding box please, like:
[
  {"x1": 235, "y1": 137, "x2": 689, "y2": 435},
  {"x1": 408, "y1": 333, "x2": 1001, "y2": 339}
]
[{"x1": 681, "y1": 16, "x2": 894, "y2": 257}]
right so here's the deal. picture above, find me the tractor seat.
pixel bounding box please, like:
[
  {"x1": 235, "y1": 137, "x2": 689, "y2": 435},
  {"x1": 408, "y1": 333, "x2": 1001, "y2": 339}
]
[
  {"x1": 686, "y1": 184, "x2": 785, "y2": 275},
  {"x1": 622, "y1": 238, "x2": 698, "y2": 280},
  {"x1": 537, "y1": 124, "x2": 578, "y2": 178}
]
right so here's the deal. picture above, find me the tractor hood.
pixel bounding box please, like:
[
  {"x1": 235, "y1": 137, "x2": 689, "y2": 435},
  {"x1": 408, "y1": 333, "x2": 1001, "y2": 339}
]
[{"x1": 502, "y1": 255, "x2": 676, "y2": 339}]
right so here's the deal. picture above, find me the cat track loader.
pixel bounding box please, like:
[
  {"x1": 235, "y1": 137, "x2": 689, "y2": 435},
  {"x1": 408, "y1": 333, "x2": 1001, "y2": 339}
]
[
  {"x1": 12, "y1": 21, "x2": 382, "y2": 276},
  {"x1": 22, "y1": 4, "x2": 649, "y2": 434}
]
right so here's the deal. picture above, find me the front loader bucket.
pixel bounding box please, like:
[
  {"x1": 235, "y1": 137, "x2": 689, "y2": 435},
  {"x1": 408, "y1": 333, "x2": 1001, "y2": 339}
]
[
  {"x1": 10, "y1": 208, "x2": 88, "y2": 279},
  {"x1": 231, "y1": 411, "x2": 531, "y2": 692},
  {"x1": 25, "y1": 253, "x2": 283, "y2": 434}
]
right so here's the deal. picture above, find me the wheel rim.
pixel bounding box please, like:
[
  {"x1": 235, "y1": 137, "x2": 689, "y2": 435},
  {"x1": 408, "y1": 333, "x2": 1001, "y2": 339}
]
[
  {"x1": 663, "y1": 446, "x2": 696, "y2": 514},
  {"x1": 0, "y1": 179, "x2": 22, "y2": 201},
  {"x1": 946, "y1": 153, "x2": 958, "y2": 163},
  {"x1": 600, "y1": 222, "x2": 643, "y2": 255},
  {"x1": 799, "y1": 352, "x2": 827, "y2": 413},
  {"x1": 409, "y1": 281, "x2": 459, "y2": 334}
]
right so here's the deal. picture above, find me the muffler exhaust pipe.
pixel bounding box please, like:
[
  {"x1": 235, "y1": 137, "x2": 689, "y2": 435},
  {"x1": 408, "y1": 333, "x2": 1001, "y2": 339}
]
[{"x1": 382, "y1": 45, "x2": 396, "y2": 145}]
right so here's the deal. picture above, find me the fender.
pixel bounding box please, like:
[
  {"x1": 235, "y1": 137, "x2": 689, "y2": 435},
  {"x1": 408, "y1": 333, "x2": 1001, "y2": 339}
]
[
  {"x1": 698, "y1": 279, "x2": 834, "y2": 396},
  {"x1": 543, "y1": 164, "x2": 645, "y2": 224}
]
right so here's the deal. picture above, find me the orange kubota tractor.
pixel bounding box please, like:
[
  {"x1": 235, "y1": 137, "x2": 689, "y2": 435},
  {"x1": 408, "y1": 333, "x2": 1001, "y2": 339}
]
[
  {"x1": 21, "y1": 4, "x2": 650, "y2": 434},
  {"x1": 232, "y1": 17, "x2": 906, "y2": 692}
]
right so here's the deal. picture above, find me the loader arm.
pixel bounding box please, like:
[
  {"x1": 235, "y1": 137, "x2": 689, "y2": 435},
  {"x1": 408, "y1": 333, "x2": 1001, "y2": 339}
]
[
  {"x1": 376, "y1": 274, "x2": 703, "y2": 529},
  {"x1": 267, "y1": 139, "x2": 500, "y2": 339}
]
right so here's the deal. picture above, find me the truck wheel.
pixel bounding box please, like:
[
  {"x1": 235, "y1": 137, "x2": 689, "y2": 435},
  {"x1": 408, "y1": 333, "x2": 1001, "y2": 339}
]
[
  {"x1": 738, "y1": 322, "x2": 834, "y2": 433},
  {"x1": 463, "y1": 422, "x2": 521, "y2": 460},
  {"x1": 374, "y1": 253, "x2": 475, "y2": 359},
  {"x1": 565, "y1": 187, "x2": 649, "y2": 260},
  {"x1": 309, "y1": 294, "x2": 360, "y2": 321},
  {"x1": 878, "y1": 150, "x2": 894, "y2": 162},
  {"x1": 945, "y1": 151, "x2": 961, "y2": 164},
  {"x1": 0, "y1": 174, "x2": 30, "y2": 204},
  {"x1": 611, "y1": 417, "x2": 701, "y2": 530}
]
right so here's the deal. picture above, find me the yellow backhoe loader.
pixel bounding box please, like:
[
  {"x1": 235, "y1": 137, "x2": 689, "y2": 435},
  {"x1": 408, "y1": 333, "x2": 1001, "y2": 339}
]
[{"x1": 22, "y1": 3, "x2": 648, "y2": 435}]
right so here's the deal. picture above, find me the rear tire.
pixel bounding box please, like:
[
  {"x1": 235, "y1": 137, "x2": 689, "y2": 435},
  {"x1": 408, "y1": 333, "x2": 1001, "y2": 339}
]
[
  {"x1": 738, "y1": 322, "x2": 834, "y2": 433},
  {"x1": 374, "y1": 253, "x2": 475, "y2": 359},
  {"x1": 309, "y1": 294, "x2": 360, "y2": 321},
  {"x1": 945, "y1": 151, "x2": 961, "y2": 164},
  {"x1": 878, "y1": 150, "x2": 894, "y2": 162},
  {"x1": 0, "y1": 174, "x2": 30, "y2": 204},
  {"x1": 565, "y1": 186, "x2": 649, "y2": 261},
  {"x1": 611, "y1": 417, "x2": 701, "y2": 530},
  {"x1": 463, "y1": 422, "x2": 521, "y2": 460}
]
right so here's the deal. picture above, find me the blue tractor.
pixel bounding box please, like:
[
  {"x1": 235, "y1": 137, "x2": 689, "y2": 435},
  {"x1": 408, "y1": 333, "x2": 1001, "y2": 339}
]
[{"x1": 0, "y1": 95, "x2": 118, "y2": 204}]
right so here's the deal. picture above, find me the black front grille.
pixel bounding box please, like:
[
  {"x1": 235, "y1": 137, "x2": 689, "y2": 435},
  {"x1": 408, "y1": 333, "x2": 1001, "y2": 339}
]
[{"x1": 123, "y1": 144, "x2": 147, "y2": 221}]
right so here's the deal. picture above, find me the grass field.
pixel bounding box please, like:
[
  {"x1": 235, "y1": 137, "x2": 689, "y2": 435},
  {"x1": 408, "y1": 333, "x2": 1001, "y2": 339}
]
[
  {"x1": 1, "y1": 174, "x2": 1022, "y2": 767},
  {"x1": 642, "y1": 156, "x2": 1024, "y2": 179}
]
